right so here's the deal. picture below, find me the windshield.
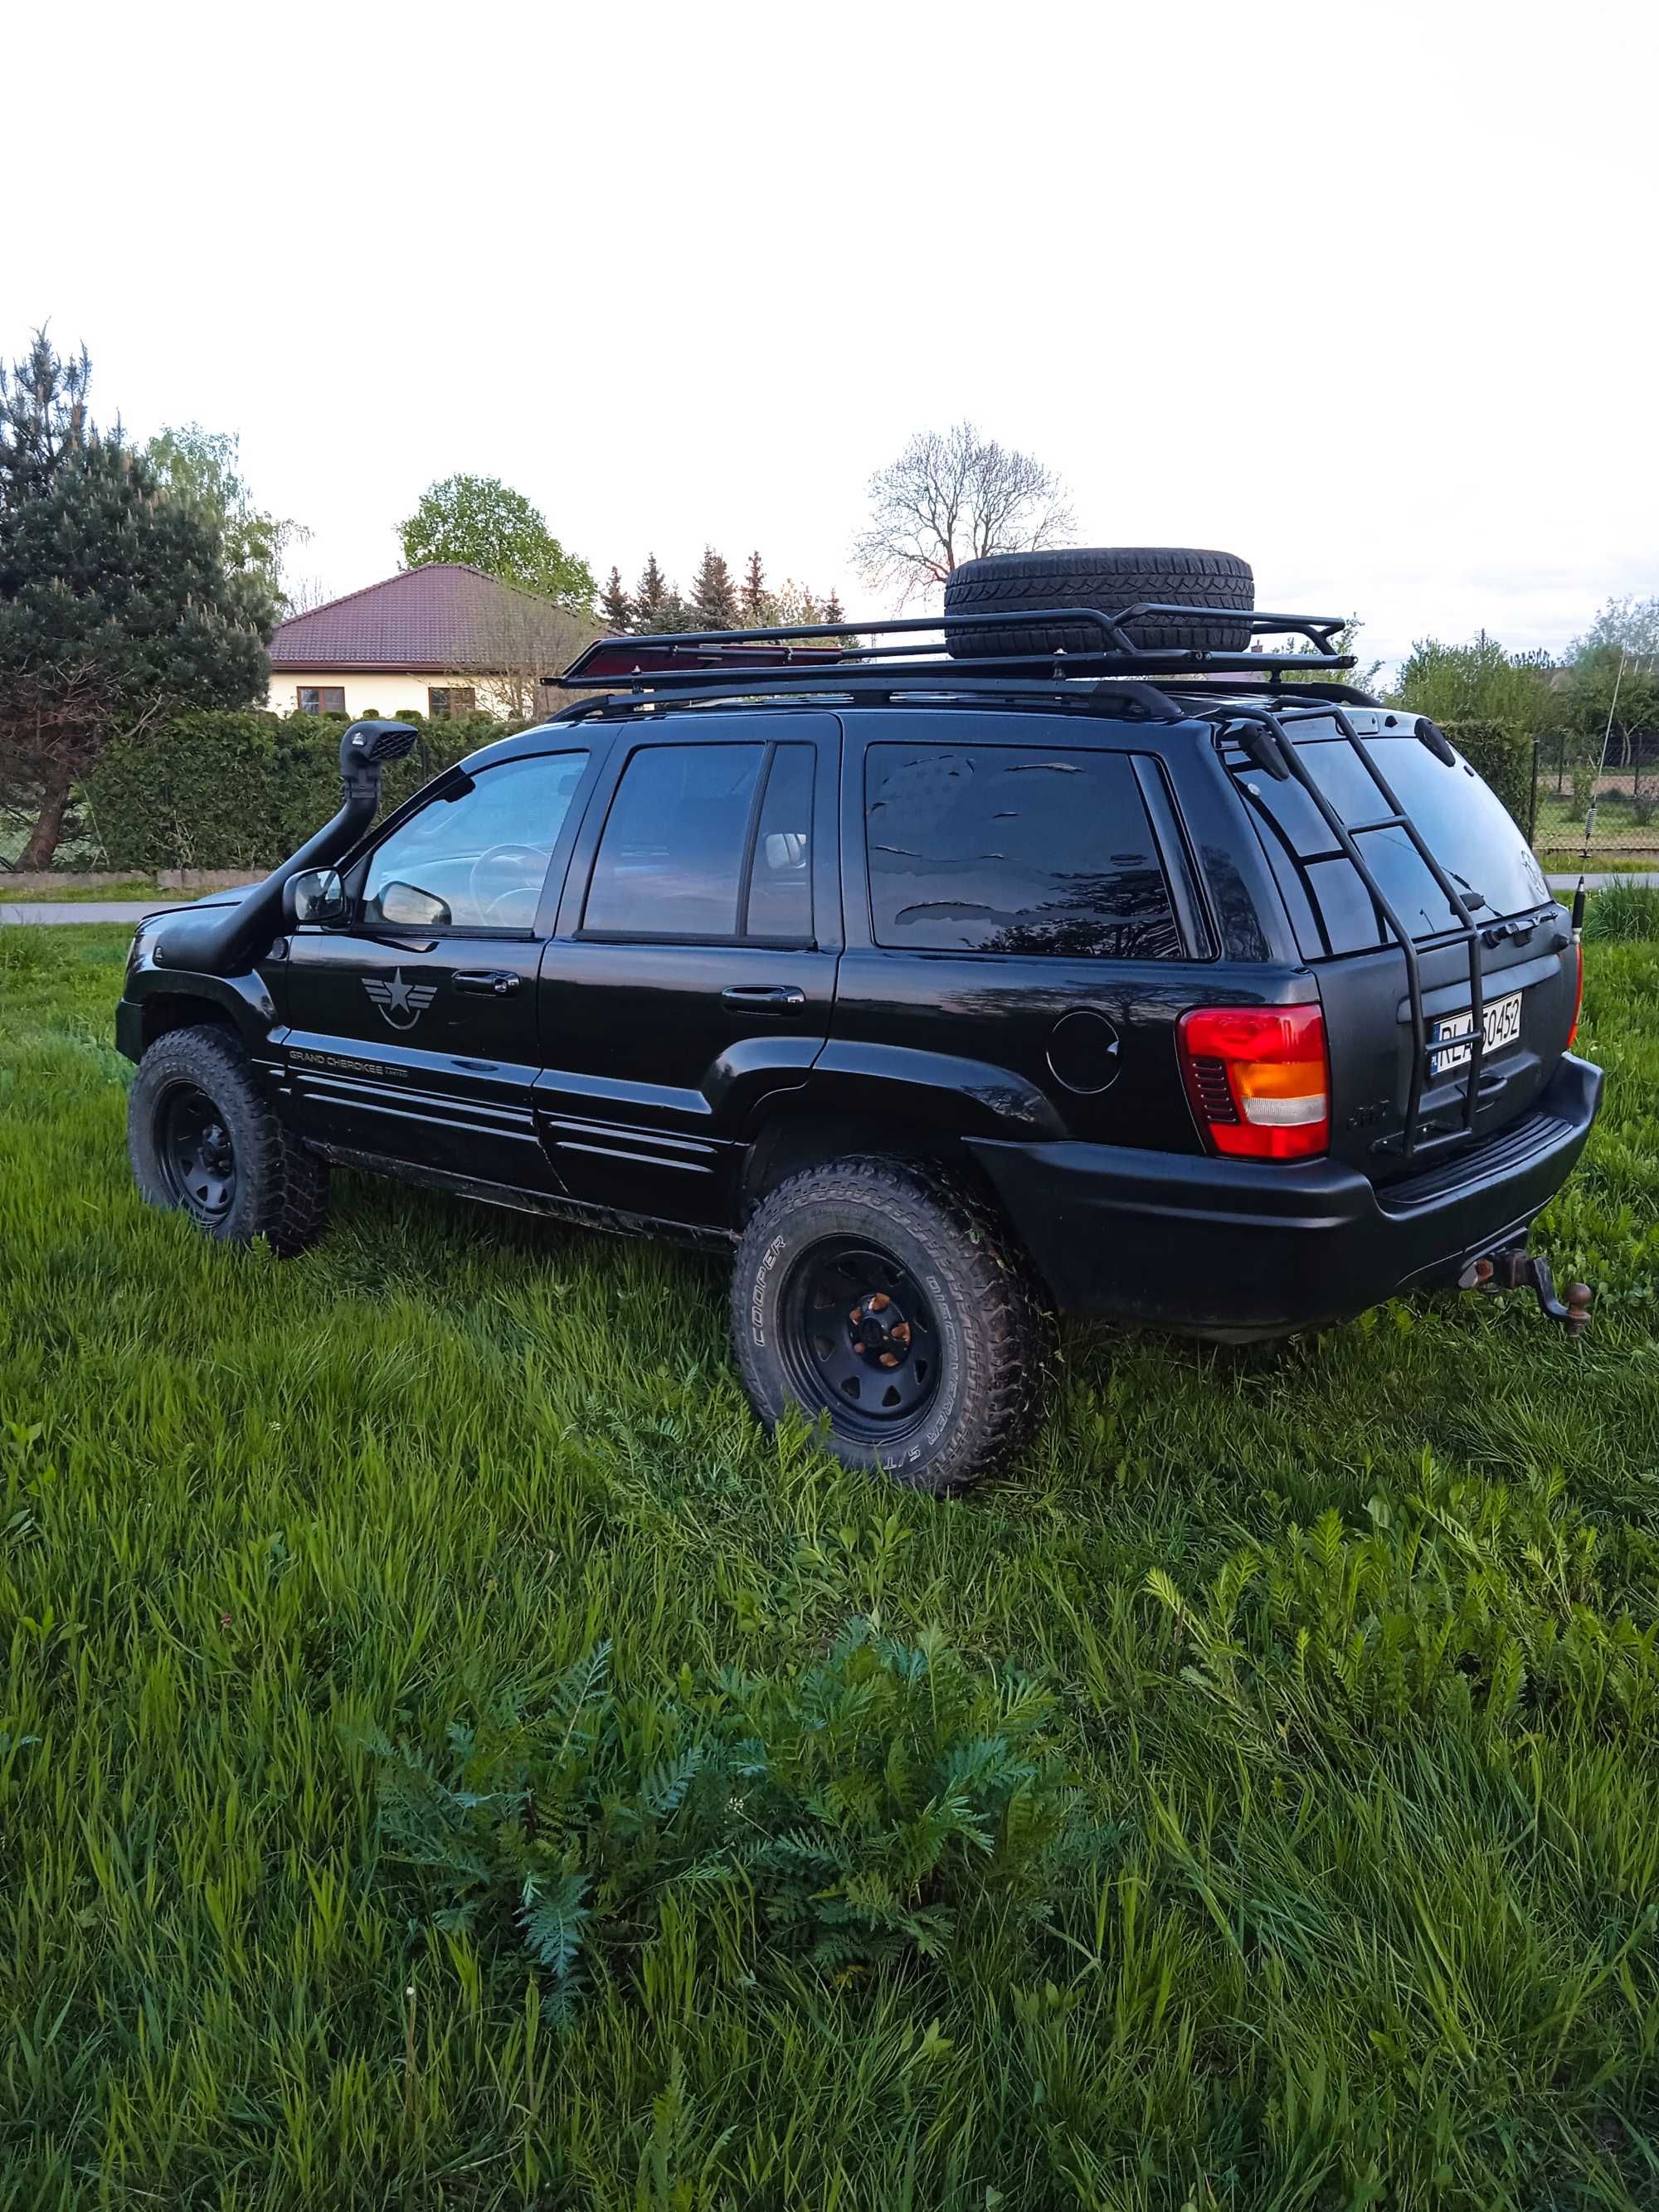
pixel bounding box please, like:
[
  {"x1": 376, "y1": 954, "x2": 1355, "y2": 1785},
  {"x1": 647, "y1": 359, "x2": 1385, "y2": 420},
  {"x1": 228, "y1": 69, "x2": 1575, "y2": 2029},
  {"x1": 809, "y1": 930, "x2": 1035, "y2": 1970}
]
[{"x1": 1235, "y1": 733, "x2": 1550, "y2": 955}]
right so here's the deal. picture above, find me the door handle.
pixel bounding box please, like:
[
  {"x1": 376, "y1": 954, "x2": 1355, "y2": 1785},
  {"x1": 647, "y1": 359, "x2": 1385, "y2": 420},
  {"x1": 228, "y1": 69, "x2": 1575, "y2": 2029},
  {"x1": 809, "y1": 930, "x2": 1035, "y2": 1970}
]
[
  {"x1": 455, "y1": 970, "x2": 522, "y2": 996},
  {"x1": 721, "y1": 984, "x2": 806, "y2": 1012}
]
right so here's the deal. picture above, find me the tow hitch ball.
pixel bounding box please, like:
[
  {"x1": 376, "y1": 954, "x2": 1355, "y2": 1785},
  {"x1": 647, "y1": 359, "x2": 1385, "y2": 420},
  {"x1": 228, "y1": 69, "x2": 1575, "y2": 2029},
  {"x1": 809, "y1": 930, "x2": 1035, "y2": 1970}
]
[{"x1": 1460, "y1": 1246, "x2": 1593, "y2": 1337}]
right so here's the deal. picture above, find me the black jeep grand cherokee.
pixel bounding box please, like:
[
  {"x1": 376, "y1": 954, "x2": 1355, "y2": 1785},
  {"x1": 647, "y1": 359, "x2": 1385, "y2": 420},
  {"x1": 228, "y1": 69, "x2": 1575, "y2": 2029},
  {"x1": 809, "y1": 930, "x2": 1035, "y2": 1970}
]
[{"x1": 117, "y1": 548, "x2": 1601, "y2": 1492}]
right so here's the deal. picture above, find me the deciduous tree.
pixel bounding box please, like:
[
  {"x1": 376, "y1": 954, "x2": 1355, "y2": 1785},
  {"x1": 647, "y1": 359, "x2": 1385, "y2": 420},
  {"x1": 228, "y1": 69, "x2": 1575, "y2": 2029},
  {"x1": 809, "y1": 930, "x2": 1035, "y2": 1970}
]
[
  {"x1": 1394, "y1": 632, "x2": 1555, "y2": 740},
  {"x1": 399, "y1": 474, "x2": 594, "y2": 613},
  {"x1": 854, "y1": 421, "x2": 1074, "y2": 605},
  {"x1": 144, "y1": 424, "x2": 306, "y2": 613}
]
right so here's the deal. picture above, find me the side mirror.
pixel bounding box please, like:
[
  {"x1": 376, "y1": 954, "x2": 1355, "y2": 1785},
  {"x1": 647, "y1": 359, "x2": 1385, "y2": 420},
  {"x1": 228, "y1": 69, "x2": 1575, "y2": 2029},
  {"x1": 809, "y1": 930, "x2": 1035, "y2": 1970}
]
[
  {"x1": 375, "y1": 880, "x2": 451, "y2": 929},
  {"x1": 283, "y1": 868, "x2": 346, "y2": 926}
]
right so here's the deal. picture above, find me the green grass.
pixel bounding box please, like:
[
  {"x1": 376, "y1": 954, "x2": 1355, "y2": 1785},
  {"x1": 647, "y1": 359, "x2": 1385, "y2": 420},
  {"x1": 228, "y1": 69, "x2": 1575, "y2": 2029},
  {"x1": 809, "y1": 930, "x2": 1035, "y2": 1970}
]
[
  {"x1": 2, "y1": 925, "x2": 1658, "y2": 2210},
  {"x1": 0, "y1": 879, "x2": 172, "y2": 903},
  {"x1": 1535, "y1": 853, "x2": 1659, "y2": 877}
]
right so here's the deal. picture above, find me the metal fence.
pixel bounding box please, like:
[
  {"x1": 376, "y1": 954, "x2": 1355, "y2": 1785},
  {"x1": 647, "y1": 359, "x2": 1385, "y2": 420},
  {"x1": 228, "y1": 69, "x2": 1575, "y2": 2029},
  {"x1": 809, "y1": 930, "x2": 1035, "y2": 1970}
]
[{"x1": 1530, "y1": 731, "x2": 1659, "y2": 858}]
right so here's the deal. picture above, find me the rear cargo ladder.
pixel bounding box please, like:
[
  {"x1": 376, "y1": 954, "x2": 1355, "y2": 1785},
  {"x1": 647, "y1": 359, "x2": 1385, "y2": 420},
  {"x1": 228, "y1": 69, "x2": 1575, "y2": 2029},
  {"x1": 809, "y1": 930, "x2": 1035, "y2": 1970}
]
[{"x1": 1226, "y1": 702, "x2": 1486, "y2": 1163}]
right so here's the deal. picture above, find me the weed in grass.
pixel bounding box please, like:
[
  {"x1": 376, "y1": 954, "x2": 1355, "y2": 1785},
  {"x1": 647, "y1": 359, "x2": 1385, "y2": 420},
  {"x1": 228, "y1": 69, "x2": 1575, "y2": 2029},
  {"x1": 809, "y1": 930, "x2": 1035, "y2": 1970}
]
[
  {"x1": 1583, "y1": 881, "x2": 1659, "y2": 942},
  {"x1": 362, "y1": 1621, "x2": 1092, "y2": 2015},
  {"x1": 0, "y1": 926, "x2": 1657, "y2": 2207}
]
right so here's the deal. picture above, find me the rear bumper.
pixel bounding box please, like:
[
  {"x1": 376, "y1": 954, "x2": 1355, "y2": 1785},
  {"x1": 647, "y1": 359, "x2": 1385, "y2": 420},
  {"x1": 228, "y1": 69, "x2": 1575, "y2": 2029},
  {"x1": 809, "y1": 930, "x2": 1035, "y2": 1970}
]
[{"x1": 967, "y1": 1053, "x2": 1603, "y2": 1336}]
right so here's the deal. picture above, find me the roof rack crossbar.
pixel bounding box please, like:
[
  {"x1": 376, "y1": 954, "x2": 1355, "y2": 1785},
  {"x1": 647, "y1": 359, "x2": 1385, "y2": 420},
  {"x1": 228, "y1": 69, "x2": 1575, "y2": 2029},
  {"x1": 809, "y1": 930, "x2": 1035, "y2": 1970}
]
[
  {"x1": 547, "y1": 669, "x2": 1190, "y2": 724},
  {"x1": 557, "y1": 604, "x2": 1355, "y2": 694}
]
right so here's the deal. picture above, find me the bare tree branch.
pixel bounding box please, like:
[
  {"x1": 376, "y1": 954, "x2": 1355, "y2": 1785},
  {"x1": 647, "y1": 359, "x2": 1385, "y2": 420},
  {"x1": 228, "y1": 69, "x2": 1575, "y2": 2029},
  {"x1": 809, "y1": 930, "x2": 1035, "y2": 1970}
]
[{"x1": 853, "y1": 421, "x2": 1075, "y2": 605}]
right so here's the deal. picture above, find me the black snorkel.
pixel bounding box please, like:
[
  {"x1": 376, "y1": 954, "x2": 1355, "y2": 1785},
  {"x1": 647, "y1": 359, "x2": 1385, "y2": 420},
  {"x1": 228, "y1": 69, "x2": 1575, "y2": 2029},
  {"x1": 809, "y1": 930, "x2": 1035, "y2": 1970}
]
[{"x1": 153, "y1": 719, "x2": 419, "y2": 977}]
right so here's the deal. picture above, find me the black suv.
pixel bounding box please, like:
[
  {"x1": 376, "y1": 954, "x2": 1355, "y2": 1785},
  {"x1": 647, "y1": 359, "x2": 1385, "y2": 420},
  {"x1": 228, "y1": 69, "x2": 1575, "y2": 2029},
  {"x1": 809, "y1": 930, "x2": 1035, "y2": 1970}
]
[{"x1": 117, "y1": 547, "x2": 1602, "y2": 1491}]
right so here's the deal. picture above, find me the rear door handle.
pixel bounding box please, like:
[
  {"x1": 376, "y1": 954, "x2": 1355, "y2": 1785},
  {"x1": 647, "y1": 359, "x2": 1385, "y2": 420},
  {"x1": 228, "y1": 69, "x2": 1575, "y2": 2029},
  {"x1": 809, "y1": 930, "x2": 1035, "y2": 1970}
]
[
  {"x1": 721, "y1": 984, "x2": 806, "y2": 1013},
  {"x1": 455, "y1": 970, "x2": 522, "y2": 996}
]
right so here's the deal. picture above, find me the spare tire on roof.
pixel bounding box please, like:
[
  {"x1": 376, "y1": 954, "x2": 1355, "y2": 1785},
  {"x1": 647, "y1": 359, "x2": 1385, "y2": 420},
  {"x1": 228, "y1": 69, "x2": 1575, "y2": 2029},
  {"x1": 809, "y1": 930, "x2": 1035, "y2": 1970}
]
[{"x1": 943, "y1": 547, "x2": 1254, "y2": 659}]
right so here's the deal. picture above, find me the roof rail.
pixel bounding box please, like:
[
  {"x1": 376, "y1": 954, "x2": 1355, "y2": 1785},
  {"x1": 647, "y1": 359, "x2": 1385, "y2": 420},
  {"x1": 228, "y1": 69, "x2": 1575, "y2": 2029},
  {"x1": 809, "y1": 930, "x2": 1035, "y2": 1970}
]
[{"x1": 554, "y1": 604, "x2": 1356, "y2": 707}]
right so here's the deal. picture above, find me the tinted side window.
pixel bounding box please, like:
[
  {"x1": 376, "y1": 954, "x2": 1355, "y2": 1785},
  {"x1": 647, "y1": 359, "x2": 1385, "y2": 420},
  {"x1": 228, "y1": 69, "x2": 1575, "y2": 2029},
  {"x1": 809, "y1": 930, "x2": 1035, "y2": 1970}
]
[
  {"x1": 362, "y1": 751, "x2": 588, "y2": 930},
  {"x1": 744, "y1": 744, "x2": 815, "y2": 940},
  {"x1": 585, "y1": 744, "x2": 765, "y2": 937},
  {"x1": 864, "y1": 745, "x2": 1181, "y2": 958}
]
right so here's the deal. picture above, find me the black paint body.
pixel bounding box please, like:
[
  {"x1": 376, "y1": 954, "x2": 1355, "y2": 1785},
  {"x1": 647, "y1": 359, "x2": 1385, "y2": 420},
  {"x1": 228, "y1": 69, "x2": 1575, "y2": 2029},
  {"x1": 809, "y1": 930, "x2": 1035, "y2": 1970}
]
[{"x1": 118, "y1": 693, "x2": 1602, "y2": 1338}]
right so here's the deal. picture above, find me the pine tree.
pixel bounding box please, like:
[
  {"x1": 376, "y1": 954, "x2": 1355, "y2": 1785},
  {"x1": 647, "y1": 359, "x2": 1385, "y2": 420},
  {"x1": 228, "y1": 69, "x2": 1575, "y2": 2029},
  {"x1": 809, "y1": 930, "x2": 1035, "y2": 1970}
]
[
  {"x1": 691, "y1": 546, "x2": 739, "y2": 630},
  {"x1": 823, "y1": 589, "x2": 846, "y2": 624},
  {"x1": 600, "y1": 565, "x2": 632, "y2": 632},
  {"x1": 632, "y1": 552, "x2": 670, "y2": 632},
  {"x1": 741, "y1": 550, "x2": 766, "y2": 623},
  {"x1": 0, "y1": 333, "x2": 273, "y2": 867}
]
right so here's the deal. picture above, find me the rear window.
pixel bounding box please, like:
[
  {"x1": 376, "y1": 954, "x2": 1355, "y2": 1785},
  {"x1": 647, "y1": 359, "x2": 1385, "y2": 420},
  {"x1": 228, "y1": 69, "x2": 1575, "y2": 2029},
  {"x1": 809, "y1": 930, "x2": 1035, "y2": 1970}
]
[
  {"x1": 865, "y1": 743, "x2": 1180, "y2": 958},
  {"x1": 1234, "y1": 734, "x2": 1550, "y2": 957}
]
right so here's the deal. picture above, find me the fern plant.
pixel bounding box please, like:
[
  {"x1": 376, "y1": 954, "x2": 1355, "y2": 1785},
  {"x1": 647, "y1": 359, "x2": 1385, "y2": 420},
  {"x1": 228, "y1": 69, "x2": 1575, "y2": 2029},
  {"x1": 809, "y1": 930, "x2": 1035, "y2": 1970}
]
[{"x1": 356, "y1": 1621, "x2": 1090, "y2": 2013}]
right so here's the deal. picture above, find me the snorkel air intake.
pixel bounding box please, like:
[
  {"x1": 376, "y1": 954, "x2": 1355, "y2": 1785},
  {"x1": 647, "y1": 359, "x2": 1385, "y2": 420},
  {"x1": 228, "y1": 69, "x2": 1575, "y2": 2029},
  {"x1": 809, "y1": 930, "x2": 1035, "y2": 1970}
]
[{"x1": 153, "y1": 720, "x2": 419, "y2": 977}]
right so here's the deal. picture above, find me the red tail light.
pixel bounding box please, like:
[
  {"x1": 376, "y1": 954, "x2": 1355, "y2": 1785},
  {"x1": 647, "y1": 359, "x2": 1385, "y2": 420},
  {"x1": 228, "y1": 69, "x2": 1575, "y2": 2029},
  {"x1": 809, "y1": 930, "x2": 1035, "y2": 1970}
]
[
  {"x1": 1178, "y1": 1002, "x2": 1331, "y2": 1161},
  {"x1": 1567, "y1": 940, "x2": 1584, "y2": 1049}
]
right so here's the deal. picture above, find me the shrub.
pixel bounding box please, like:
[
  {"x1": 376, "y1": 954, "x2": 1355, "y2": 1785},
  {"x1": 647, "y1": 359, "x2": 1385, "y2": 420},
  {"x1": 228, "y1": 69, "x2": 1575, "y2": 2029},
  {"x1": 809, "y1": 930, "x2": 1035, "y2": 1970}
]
[
  {"x1": 80, "y1": 708, "x2": 515, "y2": 871},
  {"x1": 358, "y1": 1621, "x2": 1089, "y2": 2020},
  {"x1": 1441, "y1": 717, "x2": 1531, "y2": 830}
]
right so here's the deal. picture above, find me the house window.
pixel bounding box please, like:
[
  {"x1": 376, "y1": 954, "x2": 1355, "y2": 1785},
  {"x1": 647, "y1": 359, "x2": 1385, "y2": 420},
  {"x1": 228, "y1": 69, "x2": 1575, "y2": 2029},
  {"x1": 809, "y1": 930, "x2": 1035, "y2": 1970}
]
[
  {"x1": 297, "y1": 687, "x2": 346, "y2": 714},
  {"x1": 429, "y1": 687, "x2": 478, "y2": 719}
]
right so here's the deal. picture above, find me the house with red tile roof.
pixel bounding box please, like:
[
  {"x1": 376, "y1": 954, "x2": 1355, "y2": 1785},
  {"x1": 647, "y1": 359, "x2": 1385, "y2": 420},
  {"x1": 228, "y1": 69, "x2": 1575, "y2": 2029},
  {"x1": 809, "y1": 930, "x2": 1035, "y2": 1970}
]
[{"x1": 267, "y1": 564, "x2": 594, "y2": 723}]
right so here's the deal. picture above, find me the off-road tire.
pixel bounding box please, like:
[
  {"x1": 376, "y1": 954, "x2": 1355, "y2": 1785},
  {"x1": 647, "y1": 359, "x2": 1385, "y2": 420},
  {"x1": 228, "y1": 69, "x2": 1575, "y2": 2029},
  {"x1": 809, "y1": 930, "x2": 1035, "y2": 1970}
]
[
  {"x1": 944, "y1": 546, "x2": 1254, "y2": 659},
  {"x1": 731, "y1": 1155, "x2": 1053, "y2": 1494},
  {"x1": 128, "y1": 1023, "x2": 330, "y2": 1256}
]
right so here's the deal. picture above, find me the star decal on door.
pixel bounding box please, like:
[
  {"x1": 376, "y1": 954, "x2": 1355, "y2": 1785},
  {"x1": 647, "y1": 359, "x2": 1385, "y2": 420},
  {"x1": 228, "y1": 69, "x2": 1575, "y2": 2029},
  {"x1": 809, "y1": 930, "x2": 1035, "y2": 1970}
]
[{"x1": 363, "y1": 969, "x2": 439, "y2": 1030}]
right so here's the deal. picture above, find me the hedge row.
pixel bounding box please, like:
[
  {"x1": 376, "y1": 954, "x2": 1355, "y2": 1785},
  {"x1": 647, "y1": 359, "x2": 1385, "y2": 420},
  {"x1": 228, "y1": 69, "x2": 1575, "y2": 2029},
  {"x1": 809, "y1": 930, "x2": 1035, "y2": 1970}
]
[
  {"x1": 80, "y1": 705, "x2": 1543, "y2": 876},
  {"x1": 80, "y1": 710, "x2": 522, "y2": 872},
  {"x1": 1441, "y1": 717, "x2": 1532, "y2": 831}
]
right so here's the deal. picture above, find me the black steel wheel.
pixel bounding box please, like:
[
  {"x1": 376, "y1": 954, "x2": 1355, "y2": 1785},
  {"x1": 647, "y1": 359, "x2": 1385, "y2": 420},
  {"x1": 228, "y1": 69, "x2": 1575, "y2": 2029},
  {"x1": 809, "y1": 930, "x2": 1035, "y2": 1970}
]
[
  {"x1": 780, "y1": 1238, "x2": 943, "y2": 1438},
  {"x1": 128, "y1": 1023, "x2": 330, "y2": 1254},
  {"x1": 732, "y1": 1155, "x2": 1053, "y2": 1494},
  {"x1": 157, "y1": 1082, "x2": 240, "y2": 1223}
]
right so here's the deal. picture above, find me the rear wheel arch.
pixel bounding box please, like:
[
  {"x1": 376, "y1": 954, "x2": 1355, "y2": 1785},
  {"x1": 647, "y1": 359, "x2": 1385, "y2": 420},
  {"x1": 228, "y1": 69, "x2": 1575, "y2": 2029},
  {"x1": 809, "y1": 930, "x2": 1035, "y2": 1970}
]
[{"x1": 740, "y1": 1103, "x2": 977, "y2": 1219}]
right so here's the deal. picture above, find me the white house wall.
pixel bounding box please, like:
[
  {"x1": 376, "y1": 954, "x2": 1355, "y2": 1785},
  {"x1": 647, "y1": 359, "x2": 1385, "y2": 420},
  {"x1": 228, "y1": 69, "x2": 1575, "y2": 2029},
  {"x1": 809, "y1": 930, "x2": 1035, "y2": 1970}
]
[{"x1": 266, "y1": 671, "x2": 527, "y2": 720}]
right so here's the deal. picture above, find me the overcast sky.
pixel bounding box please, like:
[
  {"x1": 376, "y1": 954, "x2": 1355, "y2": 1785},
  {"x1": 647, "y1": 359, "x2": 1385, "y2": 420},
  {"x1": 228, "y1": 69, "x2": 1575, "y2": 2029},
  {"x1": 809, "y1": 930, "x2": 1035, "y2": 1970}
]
[{"x1": 9, "y1": 0, "x2": 1656, "y2": 672}]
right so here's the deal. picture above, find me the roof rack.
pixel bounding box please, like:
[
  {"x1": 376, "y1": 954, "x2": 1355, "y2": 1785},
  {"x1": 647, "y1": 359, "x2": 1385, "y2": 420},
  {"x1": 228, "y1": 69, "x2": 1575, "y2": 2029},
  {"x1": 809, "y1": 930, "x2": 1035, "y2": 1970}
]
[{"x1": 555, "y1": 603, "x2": 1356, "y2": 707}]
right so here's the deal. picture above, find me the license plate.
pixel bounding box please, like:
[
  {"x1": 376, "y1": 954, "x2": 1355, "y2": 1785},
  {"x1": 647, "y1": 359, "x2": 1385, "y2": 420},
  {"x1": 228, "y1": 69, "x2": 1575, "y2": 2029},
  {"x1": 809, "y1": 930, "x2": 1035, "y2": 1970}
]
[{"x1": 1430, "y1": 989, "x2": 1522, "y2": 1074}]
